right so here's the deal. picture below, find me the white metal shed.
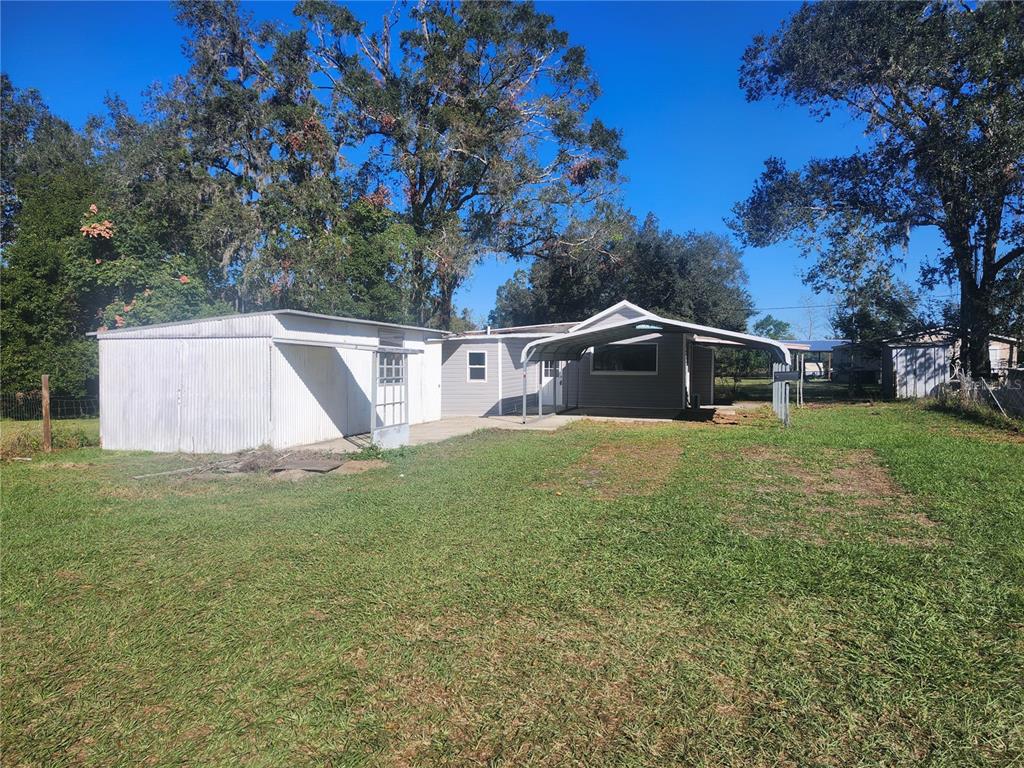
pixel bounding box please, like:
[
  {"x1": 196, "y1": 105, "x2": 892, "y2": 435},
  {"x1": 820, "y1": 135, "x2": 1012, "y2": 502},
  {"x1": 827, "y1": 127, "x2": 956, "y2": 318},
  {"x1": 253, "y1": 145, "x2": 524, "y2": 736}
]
[{"x1": 92, "y1": 311, "x2": 445, "y2": 453}]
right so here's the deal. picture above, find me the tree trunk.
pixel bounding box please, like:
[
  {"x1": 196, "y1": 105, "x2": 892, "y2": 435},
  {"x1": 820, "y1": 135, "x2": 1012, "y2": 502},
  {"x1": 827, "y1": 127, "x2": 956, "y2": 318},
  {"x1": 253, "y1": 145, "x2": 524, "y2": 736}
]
[
  {"x1": 957, "y1": 268, "x2": 993, "y2": 380},
  {"x1": 410, "y1": 247, "x2": 427, "y2": 326},
  {"x1": 966, "y1": 286, "x2": 993, "y2": 379},
  {"x1": 437, "y1": 275, "x2": 455, "y2": 331}
]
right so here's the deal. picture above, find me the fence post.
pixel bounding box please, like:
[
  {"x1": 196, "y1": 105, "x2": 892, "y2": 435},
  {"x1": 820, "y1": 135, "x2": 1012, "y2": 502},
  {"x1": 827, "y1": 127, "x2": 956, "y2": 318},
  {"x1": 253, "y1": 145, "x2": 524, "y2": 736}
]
[{"x1": 41, "y1": 374, "x2": 52, "y2": 452}]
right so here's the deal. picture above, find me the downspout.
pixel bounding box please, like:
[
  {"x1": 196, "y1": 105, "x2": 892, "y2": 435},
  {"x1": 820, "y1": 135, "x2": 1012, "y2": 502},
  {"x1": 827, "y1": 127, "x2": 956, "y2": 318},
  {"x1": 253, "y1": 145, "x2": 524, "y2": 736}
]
[
  {"x1": 521, "y1": 348, "x2": 530, "y2": 424},
  {"x1": 682, "y1": 334, "x2": 691, "y2": 408},
  {"x1": 538, "y1": 360, "x2": 543, "y2": 417}
]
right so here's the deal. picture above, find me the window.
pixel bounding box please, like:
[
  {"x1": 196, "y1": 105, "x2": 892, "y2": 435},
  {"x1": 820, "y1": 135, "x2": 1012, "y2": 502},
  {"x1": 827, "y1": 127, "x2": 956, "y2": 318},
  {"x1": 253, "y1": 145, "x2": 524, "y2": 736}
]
[
  {"x1": 591, "y1": 343, "x2": 658, "y2": 375},
  {"x1": 542, "y1": 360, "x2": 557, "y2": 377},
  {"x1": 467, "y1": 350, "x2": 487, "y2": 382},
  {"x1": 378, "y1": 329, "x2": 405, "y2": 349},
  {"x1": 378, "y1": 352, "x2": 405, "y2": 384}
]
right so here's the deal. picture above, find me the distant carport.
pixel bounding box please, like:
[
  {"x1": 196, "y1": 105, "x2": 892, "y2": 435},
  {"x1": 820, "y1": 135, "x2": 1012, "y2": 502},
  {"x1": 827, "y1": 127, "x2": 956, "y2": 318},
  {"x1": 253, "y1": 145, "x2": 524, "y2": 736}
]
[{"x1": 520, "y1": 314, "x2": 795, "y2": 423}]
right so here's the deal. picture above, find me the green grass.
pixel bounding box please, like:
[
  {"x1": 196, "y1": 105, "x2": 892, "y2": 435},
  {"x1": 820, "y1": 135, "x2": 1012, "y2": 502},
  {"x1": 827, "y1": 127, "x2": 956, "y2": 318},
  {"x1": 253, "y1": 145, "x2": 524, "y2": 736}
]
[
  {"x1": 0, "y1": 417, "x2": 100, "y2": 459},
  {"x1": 3, "y1": 404, "x2": 1022, "y2": 766}
]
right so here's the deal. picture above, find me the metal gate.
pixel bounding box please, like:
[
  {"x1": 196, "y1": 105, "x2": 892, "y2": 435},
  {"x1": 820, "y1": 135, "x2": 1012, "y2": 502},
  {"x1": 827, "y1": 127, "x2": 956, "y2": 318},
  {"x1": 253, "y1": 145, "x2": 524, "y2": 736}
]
[{"x1": 772, "y1": 363, "x2": 794, "y2": 425}]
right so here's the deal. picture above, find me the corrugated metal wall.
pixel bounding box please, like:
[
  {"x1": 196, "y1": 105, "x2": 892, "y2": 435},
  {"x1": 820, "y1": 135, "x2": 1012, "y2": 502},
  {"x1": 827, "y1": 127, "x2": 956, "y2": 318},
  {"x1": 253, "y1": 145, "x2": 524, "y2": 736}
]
[
  {"x1": 891, "y1": 345, "x2": 951, "y2": 399},
  {"x1": 270, "y1": 343, "x2": 352, "y2": 449},
  {"x1": 99, "y1": 337, "x2": 271, "y2": 453},
  {"x1": 98, "y1": 312, "x2": 443, "y2": 453}
]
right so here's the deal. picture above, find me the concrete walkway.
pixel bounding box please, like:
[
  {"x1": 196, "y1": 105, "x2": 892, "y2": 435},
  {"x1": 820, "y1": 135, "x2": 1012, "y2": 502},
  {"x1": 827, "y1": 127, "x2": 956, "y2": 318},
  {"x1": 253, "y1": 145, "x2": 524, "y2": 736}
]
[
  {"x1": 303, "y1": 406, "x2": 743, "y2": 454},
  {"x1": 303, "y1": 414, "x2": 577, "y2": 453},
  {"x1": 408, "y1": 414, "x2": 576, "y2": 445}
]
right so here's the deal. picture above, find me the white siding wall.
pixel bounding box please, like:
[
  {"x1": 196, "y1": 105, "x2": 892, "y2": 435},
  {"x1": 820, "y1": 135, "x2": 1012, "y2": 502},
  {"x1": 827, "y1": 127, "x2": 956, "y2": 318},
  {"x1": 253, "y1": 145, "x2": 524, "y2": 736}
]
[
  {"x1": 99, "y1": 337, "x2": 271, "y2": 453},
  {"x1": 98, "y1": 312, "x2": 443, "y2": 453},
  {"x1": 417, "y1": 343, "x2": 443, "y2": 423}
]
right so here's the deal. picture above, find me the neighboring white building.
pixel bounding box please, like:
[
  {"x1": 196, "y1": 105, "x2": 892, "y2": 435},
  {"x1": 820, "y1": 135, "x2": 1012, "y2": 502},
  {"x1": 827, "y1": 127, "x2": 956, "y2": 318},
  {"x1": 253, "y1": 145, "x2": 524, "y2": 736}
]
[
  {"x1": 880, "y1": 328, "x2": 1021, "y2": 399},
  {"x1": 93, "y1": 301, "x2": 793, "y2": 453}
]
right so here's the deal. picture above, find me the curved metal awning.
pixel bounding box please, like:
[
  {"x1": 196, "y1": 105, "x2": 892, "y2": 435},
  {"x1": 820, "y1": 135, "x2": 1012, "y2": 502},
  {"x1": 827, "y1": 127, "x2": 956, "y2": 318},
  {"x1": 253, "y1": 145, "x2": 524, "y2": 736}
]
[{"x1": 521, "y1": 315, "x2": 792, "y2": 365}]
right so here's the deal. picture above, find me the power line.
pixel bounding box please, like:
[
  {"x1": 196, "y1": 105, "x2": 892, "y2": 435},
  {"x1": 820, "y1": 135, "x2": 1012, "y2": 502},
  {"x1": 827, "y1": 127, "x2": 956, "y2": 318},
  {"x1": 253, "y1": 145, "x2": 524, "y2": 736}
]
[{"x1": 753, "y1": 293, "x2": 957, "y2": 312}]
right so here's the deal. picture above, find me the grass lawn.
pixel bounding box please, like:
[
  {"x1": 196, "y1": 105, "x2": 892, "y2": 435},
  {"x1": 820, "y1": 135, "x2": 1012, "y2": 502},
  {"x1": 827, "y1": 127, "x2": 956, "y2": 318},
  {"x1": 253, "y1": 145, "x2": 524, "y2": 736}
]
[
  {"x1": 0, "y1": 418, "x2": 100, "y2": 459},
  {"x1": 3, "y1": 403, "x2": 1022, "y2": 766}
]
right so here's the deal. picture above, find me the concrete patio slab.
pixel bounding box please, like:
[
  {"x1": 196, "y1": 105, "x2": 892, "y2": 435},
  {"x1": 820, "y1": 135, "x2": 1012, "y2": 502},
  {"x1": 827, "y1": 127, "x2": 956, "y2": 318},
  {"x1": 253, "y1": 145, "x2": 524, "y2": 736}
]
[{"x1": 301, "y1": 406, "x2": 748, "y2": 454}]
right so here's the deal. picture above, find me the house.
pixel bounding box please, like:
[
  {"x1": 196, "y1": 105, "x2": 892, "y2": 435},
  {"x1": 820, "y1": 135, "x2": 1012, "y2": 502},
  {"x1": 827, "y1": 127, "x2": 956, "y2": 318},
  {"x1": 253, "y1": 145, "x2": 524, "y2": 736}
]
[
  {"x1": 92, "y1": 301, "x2": 793, "y2": 453},
  {"x1": 880, "y1": 328, "x2": 1021, "y2": 399}
]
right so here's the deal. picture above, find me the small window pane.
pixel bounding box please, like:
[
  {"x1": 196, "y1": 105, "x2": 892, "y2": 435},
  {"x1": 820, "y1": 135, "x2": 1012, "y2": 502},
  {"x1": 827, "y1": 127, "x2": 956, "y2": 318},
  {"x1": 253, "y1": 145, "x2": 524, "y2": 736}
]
[
  {"x1": 592, "y1": 344, "x2": 657, "y2": 373},
  {"x1": 469, "y1": 366, "x2": 486, "y2": 380},
  {"x1": 468, "y1": 352, "x2": 486, "y2": 366}
]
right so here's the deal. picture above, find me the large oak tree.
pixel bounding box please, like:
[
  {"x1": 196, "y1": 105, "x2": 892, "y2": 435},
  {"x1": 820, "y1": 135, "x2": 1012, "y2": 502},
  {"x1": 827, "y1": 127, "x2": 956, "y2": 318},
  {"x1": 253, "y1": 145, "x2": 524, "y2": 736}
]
[
  {"x1": 297, "y1": 0, "x2": 624, "y2": 327},
  {"x1": 732, "y1": 1, "x2": 1024, "y2": 376}
]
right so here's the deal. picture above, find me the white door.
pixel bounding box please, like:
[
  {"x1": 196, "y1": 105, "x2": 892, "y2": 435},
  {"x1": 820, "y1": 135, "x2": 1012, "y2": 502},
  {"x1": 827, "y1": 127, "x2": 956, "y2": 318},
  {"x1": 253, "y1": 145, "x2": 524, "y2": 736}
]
[{"x1": 541, "y1": 360, "x2": 561, "y2": 408}]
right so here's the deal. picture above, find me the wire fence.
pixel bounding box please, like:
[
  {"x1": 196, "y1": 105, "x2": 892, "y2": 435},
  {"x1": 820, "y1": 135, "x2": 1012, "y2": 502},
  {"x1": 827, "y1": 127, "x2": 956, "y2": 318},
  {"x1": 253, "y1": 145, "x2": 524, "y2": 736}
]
[
  {"x1": 0, "y1": 394, "x2": 99, "y2": 421},
  {"x1": 937, "y1": 371, "x2": 1024, "y2": 420}
]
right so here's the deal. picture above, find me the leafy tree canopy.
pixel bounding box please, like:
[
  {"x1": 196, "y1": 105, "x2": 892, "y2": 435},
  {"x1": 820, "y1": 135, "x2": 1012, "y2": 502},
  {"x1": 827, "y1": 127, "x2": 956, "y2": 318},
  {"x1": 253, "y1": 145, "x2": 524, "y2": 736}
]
[
  {"x1": 751, "y1": 314, "x2": 793, "y2": 340},
  {"x1": 490, "y1": 212, "x2": 753, "y2": 331},
  {"x1": 295, "y1": 0, "x2": 625, "y2": 326},
  {"x1": 731, "y1": 1, "x2": 1024, "y2": 376}
]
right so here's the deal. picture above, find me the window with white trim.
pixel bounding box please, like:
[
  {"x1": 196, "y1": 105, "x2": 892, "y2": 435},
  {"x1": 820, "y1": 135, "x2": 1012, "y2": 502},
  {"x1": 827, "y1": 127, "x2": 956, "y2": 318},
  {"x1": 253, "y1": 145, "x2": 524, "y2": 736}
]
[
  {"x1": 467, "y1": 350, "x2": 487, "y2": 381},
  {"x1": 542, "y1": 360, "x2": 557, "y2": 377},
  {"x1": 591, "y1": 343, "x2": 658, "y2": 374}
]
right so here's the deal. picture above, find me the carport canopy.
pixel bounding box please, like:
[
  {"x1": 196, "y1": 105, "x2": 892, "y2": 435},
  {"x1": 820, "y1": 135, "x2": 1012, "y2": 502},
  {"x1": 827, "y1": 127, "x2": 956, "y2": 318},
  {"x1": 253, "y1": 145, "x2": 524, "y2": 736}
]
[
  {"x1": 520, "y1": 314, "x2": 792, "y2": 366},
  {"x1": 517, "y1": 310, "x2": 794, "y2": 423}
]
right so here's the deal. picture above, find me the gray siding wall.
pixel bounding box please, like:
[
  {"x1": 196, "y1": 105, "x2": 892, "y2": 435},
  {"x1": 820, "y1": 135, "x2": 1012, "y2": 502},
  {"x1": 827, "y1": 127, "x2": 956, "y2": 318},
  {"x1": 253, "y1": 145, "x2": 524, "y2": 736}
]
[
  {"x1": 441, "y1": 339, "x2": 500, "y2": 416},
  {"x1": 563, "y1": 335, "x2": 685, "y2": 410},
  {"x1": 441, "y1": 338, "x2": 542, "y2": 416},
  {"x1": 499, "y1": 338, "x2": 540, "y2": 415},
  {"x1": 573, "y1": 306, "x2": 645, "y2": 332},
  {"x1": 691, "y1": 344, "x2": 714, "y2": 406}
]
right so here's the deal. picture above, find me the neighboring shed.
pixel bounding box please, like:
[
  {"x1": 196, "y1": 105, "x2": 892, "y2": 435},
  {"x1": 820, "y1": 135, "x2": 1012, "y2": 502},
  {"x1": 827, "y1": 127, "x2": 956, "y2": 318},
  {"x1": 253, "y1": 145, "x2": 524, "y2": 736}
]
[
  {"x1": 831, "y1": 342, "x2": 883, "y2": 387},
  {"x1": 780, "y1": 339, "x2": 849, "y2": 379},
  {"x1": 881, "y1": 328, "x2": 1021, "y2": 399},
  {"x1": 92, "y1": 311, "x2": 445, "y2": 452}
]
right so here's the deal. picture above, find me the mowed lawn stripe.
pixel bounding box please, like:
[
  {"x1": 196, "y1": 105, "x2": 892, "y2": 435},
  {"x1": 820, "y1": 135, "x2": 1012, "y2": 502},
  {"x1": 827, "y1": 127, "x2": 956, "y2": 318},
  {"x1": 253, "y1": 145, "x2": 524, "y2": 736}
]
[{"x1": 2, "y1": 403, "x2": 1022, "y2": 766}]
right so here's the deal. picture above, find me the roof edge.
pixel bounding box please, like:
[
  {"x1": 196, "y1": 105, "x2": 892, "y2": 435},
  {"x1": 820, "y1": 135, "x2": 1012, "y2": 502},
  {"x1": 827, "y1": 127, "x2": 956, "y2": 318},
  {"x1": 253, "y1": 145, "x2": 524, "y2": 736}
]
[{"x1": 87, "y1": 309, "x2": 449, "y2": 338}]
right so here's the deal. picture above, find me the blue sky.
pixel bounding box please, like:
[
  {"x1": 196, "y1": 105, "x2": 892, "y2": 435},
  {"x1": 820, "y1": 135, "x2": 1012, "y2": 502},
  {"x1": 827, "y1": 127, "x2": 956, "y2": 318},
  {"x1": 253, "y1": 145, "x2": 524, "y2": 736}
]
[{"x1": 1, "y1": 1, "x2": 949, "y2": 335}]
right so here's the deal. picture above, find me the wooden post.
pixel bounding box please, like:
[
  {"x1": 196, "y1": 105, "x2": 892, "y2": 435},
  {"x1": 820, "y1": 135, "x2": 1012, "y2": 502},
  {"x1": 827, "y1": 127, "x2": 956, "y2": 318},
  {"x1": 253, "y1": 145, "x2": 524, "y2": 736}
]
[{"x1": 41, "y1": 374, "x2": 52, "y2": 452}]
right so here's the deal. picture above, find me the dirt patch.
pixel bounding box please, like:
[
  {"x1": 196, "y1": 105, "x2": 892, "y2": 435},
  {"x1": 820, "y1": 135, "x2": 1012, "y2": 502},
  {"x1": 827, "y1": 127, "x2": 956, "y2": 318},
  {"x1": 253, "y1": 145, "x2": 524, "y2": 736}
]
[
  {"x1": 540, "y1": 438, "x2": 683, "y2": 500},
  {"x1": 127, "y1": 448, "x2": 388, "y2": 483},
  {"x1": 727, "y1": 446, "x2": 940, "y2": 547},
  {"x1": 271, "y1": 468, "x2": 318, "y2": 482},
  {"x1": 330, "y1": 459, "x2": 389, "y2": 475}
]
